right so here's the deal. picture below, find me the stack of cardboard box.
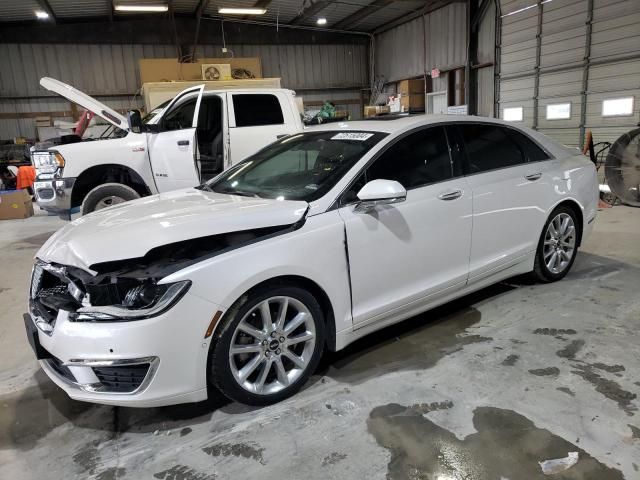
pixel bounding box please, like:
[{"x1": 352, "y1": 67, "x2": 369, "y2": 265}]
[{"x1": 398, "y1": 79, "x2": 425, "y2": 113}]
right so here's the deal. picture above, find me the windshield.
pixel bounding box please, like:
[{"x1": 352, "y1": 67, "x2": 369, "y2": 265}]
[
  {"x1": 142, "y1": 100, "x2": 170, "y2": 124},
  {"x1": 204, "y1": 131, "x2": 386, "y2": 202}
]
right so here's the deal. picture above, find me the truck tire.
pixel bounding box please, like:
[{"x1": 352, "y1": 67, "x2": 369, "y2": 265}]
[{"x1": 81, "y1": 183, "x2": 140, "y2": 215}]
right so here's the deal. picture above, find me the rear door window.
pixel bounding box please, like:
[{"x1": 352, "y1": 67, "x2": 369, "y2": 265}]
[
  {"x1": 459, "y1": 124, "x2": 526, "y2": 174},
  {"x1": 233, "y1": 94, "x2": 284, "y2": 127},
  {"x1": 505, "y1": 129, "x2": 550, "y2": 162}
]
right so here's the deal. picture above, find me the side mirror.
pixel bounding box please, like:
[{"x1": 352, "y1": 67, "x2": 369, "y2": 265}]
[
  {"x1": 127, "y1": 110, "x2": 143, "y2": 134},
  {"x1": 355, "y1": 179, "x2": 406, "y2": 211}
]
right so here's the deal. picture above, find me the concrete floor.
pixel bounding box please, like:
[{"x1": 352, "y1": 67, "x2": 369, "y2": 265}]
[{"x1": 1, "y1": 206, "x2": 639, "y2": 480}]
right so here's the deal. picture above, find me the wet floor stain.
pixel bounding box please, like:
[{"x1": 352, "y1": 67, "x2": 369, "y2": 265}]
[
  {"x1": 529, "y1": 367, "x2": 560, "y2": 377},
  {"x1": 557, "y1": 340, "x2": 586, "y2": 359},
  {"x1": 557, "y1": 387, "x2": 575, "y2": 397},
  {"x1": 534, "y1": 328, "x2": 577, "y2": 336},
  {"x1": 202, "y1": 442, "x2": 266, "y2": 465},
  {"x1": 591, "y1": 363, "x2": 626, "y2": 373},
  {"x1": 321, "y1": 452, "x2": 347, "y2": 467},
  {"x1": 180, "y1": 427, "x2": 192, "y2": 437},
  {"x1": 72, "y1": 440, "x2": 101, "y2": 475},
  {"x1": 628, "y1": 424, "x2": 640, "y2": 439},
  {"x1": 367, "y1": 404, "x2": 624, "y2": 479},
  {"x1": 571, "y1": 364, "x2": 637, "y2": 416},
  {"x1": 96, "y1": 467, "x2": 126, "y2": 480},
  {"x1": 153, "y1": 465, "x2": 215, "y2": 480},
  {"x1": 501, "y1": 354, "x2": 519, "y2": 366},
  {"x1": 0, "y1": 287, "x2": 9, "y2": 294}
]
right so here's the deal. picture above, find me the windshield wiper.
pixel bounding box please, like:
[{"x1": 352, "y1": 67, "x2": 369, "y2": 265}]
[{"x1": 218, "y1": 187, "x2": 261, "y2": 198}]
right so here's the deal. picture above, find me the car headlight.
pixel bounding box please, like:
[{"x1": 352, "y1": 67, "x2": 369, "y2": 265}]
[
  {"x1": 33, "y1": 151, "x2": 65, "y2": 174},
  {"x1": 73, "y1": 280, "x2": 191, "y2": 321}
]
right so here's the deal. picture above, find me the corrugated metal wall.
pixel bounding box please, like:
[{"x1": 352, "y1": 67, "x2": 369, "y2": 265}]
[
  {"x1": 0, "y1": 42, "x2": 368, "y2": 139},
  {"x1": 498, "y1": 0, "x2": 640, "y2": 147},
  {"x1": 374, "y1": 2, "x2": 468, "y2": 83}
]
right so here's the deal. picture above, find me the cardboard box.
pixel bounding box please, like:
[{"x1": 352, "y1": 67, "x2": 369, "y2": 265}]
[
  {"x1": 201, "y1": 63, "x2": 232, "y2": 80},
  {"x1": 400, "y1": 93, "x2": 425, "y2": 112},
  {"x1": 398, "y1": 79, "x2": 425, "y2": 95},
  {"x1": 364, "y1": 105, "x2": 391, "y2": 118},
  {"x1": 0, "y1": 189, "x2": 34, "y2": 220},
  {"x1": 139, "y1": 58, "x2": 263, "y2": 84}
]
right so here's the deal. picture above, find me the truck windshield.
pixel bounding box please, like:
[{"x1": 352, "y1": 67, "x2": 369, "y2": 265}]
[
  {"x1": 203, "y1": 131, "x2": 386, "y2": 202},
  {"x1": 142, "y1": 100, "x2": 170, "y2": 124}
]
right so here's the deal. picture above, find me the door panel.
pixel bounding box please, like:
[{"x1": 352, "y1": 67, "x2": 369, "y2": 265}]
[
  {"x1": 339, "y1": 180, "x2": 472, "y2": 326},
  {"x1": 148, "y1": 86, "x2": 204, "y2": 192}
]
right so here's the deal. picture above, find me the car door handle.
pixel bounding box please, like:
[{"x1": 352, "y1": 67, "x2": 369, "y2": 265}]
[
  {"x1": 525, "y1": 172, "x2": 542, "y2": 181},
  {"x1": 437, "y1": 189, "x2": 463, "y2": 201},
  {"x1": 177, "y1": 140, "x2": 190, "y2": 146}
]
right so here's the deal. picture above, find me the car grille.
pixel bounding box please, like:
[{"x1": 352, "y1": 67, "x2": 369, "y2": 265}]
[{"x1": 92, "y1": 364, "x2": 151, "y2": 393}]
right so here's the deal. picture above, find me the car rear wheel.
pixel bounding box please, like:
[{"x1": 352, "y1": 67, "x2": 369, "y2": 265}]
[
  {"x1": 532, "y1": 206, "x2": 579, "y2": 282},
  {"x1": 81, "y1": 183, "x2": 140, "y2": 215},
  {"x1": 210, "y1": 285, "x2": 325, "y2": 406}
]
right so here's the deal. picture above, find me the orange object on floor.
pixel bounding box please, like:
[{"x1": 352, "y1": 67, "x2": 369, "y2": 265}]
[{"x1": 16, "y1": 165, "x2": 36, "y2": 190}]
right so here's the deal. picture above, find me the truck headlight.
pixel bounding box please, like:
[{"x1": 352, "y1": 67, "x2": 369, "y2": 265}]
[
  {"x1": 74, "y1": 280, "x2": 191, "y2": 321},
  {"x1": 33, "y1": 151, "x2": 65, "y2": 174}
]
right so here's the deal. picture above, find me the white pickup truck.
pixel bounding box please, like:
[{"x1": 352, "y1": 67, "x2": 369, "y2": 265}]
[{"x1": 32, "y1": 77, "x2": 304, "y2": 219}]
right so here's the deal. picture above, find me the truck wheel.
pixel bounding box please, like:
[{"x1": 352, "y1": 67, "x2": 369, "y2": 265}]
[{"x1": 81, "y1": 183, "x2": 140, "y2": 215}]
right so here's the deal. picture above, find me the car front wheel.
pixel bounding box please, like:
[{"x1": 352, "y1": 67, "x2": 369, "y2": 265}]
[
  {"x1": 533, "y1": 206, "x2": 579, "y2": 282},
  {"x1": 210, "y1": 285, "x2": 326, "y2": 406}
]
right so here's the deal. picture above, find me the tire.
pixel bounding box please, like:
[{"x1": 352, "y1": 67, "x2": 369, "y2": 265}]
[
  {"x1": 81, "y1": 183, "x2": 140, "y2": 215},
  {"x1": 532, "y1": 205, "x2": 580, "y2": 282},
  {"x1": 210, "y1": 285, "x2": 326, "y2": 406}
]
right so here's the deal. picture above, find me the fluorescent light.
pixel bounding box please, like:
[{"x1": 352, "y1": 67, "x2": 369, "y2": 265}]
[
  {"x1": 35, "y1": 10, "x2": 49, "y2": 19},
  {"x1": 317, "y1": 17, "x2": 327, "y2": 25},
  {"x1": 114, "y1": 3, "x2": 169, "y2": 12},
  {"x1": 218, "y1": 7, "x2": 267, "y2": 15}
]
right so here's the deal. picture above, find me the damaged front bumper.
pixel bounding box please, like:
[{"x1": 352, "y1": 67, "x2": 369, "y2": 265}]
[
  {"x1": 24, "y1": 290, "x2": 223, "y2": 407},
  {"x1": 33, "y1": 176, "x2": 76, "y2": 220}
]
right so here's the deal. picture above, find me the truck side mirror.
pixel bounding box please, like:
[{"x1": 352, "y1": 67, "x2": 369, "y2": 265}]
[{"x1": 127, "y1": 110, "x2": 143, "y2": 133}]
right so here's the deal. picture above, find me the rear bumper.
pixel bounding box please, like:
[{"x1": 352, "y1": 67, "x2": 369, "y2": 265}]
[{"x1": 34, "y1": 176, "x2": 75, "y2": 219}]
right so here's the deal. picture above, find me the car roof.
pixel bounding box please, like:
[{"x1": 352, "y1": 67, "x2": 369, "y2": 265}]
[{"x1": 307, "y1": 114, "x2": 523, "y2": 134}]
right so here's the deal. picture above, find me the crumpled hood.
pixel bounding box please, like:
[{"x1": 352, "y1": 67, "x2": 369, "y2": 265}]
[{"x1": 38, "y1": 188, "x2": 309, "y2": 271}]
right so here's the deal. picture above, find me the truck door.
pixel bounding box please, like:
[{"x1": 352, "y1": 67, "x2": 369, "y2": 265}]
[
  {"x1": 226, "y1": 92, "x2": 300, "y2": 165},
  {"x1": 147, "y1": 85, "x2": 204, "y2": 192}
]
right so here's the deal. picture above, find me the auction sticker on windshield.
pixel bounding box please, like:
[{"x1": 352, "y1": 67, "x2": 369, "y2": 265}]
[{"x1": 331, "y1": 132, "x2": 374, "y2": 141}]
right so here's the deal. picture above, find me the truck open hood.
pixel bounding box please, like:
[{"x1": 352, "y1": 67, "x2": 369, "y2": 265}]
[
  {"x1": 37, "y1": 188, "x2": 309, "y2": 271},
  {"x1": 40, "y1": 77, "x2": 128, "y2": 130}
]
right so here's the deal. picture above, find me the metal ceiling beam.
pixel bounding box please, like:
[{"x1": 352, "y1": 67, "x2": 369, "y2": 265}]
[
  {"x1": 107, "y1": 0, "x2": 113, "y2": 22},
  {"x1": 332, "y1": 0, "x2": 392, "y2": 30},
  {"x1": 289, "y1": 0, "x2": 333, "y2": 25},
  {"x1": 373, "y1": 0, "x2": 463, "y2": 34},
  {"x1": 35, "y1": 0, "x2": 57, "y2": 23}
]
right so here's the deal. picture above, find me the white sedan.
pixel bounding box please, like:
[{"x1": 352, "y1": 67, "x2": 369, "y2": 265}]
[{"x1": 25, "y1": 115, "x2": 598, "y2": 407}]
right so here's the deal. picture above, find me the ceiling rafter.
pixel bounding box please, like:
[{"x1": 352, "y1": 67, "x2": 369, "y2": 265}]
[
  {"x1": 107, "y1": 0, "x2": 113, "y2": 22},
  {"x1": 35, "y1": 0, "x2": 57, "y2": 23},
  {"x1": 289, "y1": 0, "x2": 333, "y2": 25},
  {"x1": 332, "y1": 0, "x2": 392, "y2": 30}
]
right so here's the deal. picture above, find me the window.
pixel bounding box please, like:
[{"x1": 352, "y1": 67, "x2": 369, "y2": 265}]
[
  {"x1": 367, "y1": 127, "x2": 453, "y2": 189},
  {"x1": 602, "y1": 97, "x2": 634, "y2": 117},
  {"x1": 546, "y1": 103, "x2": 571, "y2": 120},
  {"x1": 207, "y1": 131, "x2": 386, "y2": 201},
  {"x1": 503, "y1": 107, "x2": 523, "y2": 122},
  {"x1": 233, "y1": 94, "x2": 284, "y2": 127},
  {"x1": 162, "y1": 98, "x2": 196, "y2": 131},
  {"x1": 460, "y1": 124, "x2": 527, "y2": 173},
  {"x1": 505, "y1": 129, "x2": 549, "y2": 162}
]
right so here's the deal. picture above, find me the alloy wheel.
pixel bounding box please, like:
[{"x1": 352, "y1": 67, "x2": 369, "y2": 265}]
[
  {"x1": 228, "y1": 296, "x2": 317, "y2": 395},
  {"x1": 543, "y1": 212, "x2": 576, "y2": 274}
]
